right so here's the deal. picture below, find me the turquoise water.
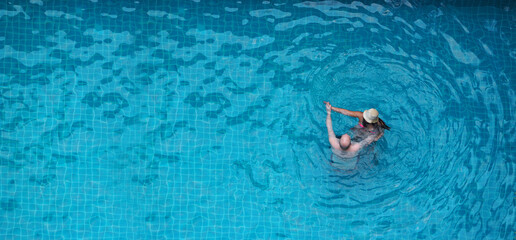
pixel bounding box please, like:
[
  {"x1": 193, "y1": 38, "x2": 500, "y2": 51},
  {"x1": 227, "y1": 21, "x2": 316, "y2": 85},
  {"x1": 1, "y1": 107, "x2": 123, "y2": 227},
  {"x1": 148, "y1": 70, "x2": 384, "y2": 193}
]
[{"x1": 1, "y1": 0, "x2": 515, "y2": 239}]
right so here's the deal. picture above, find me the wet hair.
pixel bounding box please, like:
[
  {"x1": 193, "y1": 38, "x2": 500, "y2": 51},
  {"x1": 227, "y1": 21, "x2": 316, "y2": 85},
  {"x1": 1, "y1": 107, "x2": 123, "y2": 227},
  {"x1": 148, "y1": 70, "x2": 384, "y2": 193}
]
[
  {"x1": 378, "y1": 118, "x2": 391, "y2": 130},
  {"x1": 363, "y1": 118, "x2": 391, "y2": 131}
]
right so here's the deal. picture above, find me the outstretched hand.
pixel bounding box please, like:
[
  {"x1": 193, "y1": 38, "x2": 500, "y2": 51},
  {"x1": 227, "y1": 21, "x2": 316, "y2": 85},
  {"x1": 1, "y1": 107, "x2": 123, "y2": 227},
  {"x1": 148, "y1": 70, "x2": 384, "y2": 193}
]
[{"x1": 323, "y1": 101, "x2": 332, "y2": 113}]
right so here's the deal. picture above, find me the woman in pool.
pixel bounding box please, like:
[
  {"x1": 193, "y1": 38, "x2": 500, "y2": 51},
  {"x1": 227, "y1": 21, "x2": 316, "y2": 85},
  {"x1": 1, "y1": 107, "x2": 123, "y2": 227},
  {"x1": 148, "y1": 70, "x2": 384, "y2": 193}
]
[{"x1": 324, "y1": 101, "x2": 390, "y2": 147}]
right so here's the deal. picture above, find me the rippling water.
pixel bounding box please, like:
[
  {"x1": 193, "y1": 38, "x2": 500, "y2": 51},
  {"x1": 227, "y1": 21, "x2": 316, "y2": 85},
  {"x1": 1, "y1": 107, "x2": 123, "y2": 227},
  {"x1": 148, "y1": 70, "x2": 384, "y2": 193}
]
[{"x1": 0, "y1": 0, "x2": 514, "y2": 239}]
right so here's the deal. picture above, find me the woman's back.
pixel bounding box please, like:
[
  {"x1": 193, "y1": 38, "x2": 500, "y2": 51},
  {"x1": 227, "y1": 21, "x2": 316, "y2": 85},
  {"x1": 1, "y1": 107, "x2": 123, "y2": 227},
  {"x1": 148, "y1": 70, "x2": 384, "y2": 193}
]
[{"x1": 350, "y1": 124, "x2": 382, "y2": 142}]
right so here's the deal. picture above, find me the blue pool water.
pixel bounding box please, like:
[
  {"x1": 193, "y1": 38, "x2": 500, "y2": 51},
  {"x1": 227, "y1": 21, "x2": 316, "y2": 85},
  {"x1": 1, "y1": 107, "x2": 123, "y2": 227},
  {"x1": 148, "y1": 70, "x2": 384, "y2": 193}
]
[{"x1": 0, "y1": 0, "x2": 515, "y2": 239}]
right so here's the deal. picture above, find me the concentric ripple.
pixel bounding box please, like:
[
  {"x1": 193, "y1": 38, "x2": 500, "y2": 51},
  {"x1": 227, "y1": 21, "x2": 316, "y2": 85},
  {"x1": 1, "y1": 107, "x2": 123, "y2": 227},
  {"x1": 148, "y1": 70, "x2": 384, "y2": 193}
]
[{"x1": 301, "y1": 6, "x2": 513, "y2": 238}]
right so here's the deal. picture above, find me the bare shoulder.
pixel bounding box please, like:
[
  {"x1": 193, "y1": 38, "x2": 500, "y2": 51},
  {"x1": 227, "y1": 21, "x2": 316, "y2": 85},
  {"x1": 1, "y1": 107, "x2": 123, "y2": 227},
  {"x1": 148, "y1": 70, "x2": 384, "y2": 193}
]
[
  {"x1": 350, "y1": 110, "x2": 363, "y2": 119},
  {"x1": 347, "y1": 143, "x2": 362, "y2": 153},
  {"x1": 355, "y1": 111, "x2": 364, "y2": 121},
  {"x1": 328, "y1": 137, "x2": 342, "y2": 151}
]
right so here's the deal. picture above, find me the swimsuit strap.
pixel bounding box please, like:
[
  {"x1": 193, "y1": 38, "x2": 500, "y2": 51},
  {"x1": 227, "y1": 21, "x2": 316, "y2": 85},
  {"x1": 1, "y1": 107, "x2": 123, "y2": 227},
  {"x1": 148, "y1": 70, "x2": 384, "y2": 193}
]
[{"x1": 359, "y1": 122, "x2": 376, "y2": 133}]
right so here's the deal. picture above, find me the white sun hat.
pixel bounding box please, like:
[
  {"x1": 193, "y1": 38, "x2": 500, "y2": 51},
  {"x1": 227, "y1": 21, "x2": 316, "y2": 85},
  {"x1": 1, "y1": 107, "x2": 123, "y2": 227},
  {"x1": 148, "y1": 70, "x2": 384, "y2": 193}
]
[{"x1": 363, "y1": 108, "x2": 379, "y2": 123}]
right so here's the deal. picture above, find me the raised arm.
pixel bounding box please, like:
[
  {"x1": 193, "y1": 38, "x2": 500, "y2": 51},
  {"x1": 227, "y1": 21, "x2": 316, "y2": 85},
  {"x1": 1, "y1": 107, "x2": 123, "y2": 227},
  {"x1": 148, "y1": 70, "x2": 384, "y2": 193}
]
[
  {"x1": 331, "y1": 106, "x2": 363, "y2": 119},
  {"x1": 324, "y1": 102, "x2": 342, "y2": 150}
]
